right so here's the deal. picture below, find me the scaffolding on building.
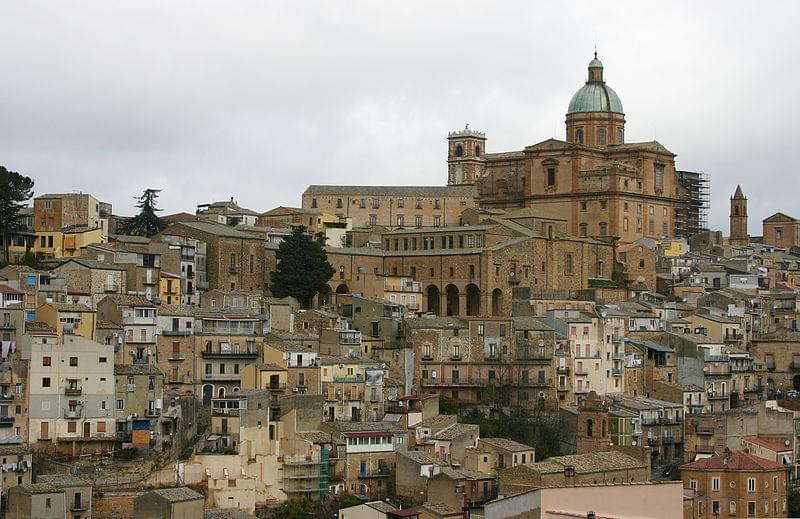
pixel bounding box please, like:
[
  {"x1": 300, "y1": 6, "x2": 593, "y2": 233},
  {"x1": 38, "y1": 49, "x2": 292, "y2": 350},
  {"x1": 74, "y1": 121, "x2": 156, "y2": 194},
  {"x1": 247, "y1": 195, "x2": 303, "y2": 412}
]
[{"x1": 674, "y1": 170, "x2": 710, "y2": 237}]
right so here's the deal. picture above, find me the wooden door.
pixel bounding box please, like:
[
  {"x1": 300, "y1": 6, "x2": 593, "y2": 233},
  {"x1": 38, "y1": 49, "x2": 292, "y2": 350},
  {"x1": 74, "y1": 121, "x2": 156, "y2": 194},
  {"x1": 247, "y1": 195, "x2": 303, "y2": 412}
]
[
  {"x1": 83, "y1": 422, "x2": 90, "y2": 438},
  {"x1": 40, "y1": 421, "x2": 48, "y2": 439}
]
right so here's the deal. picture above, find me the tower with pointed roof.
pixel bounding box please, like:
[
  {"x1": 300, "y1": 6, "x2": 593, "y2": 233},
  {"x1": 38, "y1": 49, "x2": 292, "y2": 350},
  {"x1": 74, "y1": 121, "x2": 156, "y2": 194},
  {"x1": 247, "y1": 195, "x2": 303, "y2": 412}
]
[
  {"x1": 729, "y1": 185, "x2": 748, "y2": 246},
  {"x1": 565, "y1": 53, "x2": 626, "y2": 147}
]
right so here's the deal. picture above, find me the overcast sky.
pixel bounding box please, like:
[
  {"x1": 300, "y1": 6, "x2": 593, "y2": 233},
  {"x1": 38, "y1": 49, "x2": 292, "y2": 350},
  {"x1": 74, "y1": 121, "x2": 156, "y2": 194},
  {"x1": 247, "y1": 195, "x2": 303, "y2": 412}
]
[{"x1": 0, "y1": 1, "x2": 796, "y2": 232}]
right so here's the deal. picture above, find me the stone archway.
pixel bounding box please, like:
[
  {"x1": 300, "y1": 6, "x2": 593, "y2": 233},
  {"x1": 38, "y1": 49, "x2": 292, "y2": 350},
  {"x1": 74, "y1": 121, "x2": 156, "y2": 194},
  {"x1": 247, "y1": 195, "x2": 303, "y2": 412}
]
[
  {"x1": 426, "y1": 285, "x2": 441, "y2": 315},
  {"x1": 317, "y1": 285, "x2": 331, "y2": 308},
  {"x1": 465, "y1": 284, "x2": 480, "y2": 316},
  {"x1": 445, "y1": 284, "x2": 459, "y2": 317},
  {"x1": 335, "y1": 283, "x2": 350, "y2": 294},
  {"x1": 491, "y1": 288, "x2": 503, "y2": 316}
]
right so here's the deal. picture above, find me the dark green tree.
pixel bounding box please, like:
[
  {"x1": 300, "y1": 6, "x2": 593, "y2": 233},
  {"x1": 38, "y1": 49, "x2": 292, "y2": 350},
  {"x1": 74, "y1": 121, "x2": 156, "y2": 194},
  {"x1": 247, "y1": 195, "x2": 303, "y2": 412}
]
[
  {"x1": 790, "y1": 488, "x2": 800, "y2": 518},
  {"x1": 272, "y1": 497, "x2": 315, "y2": 519},
  {"x1": 439, "y1": 395, "x2": 459, "y2": 415},
  {"x1": 0, "y1": 165, "x2": 34, "y2": 263},
  {"x1": 270, "y1": 226, "x2": 334, "y2": 308},
  {"x1": 120, "y1": 188, "x2": 168, "y2": 237}
]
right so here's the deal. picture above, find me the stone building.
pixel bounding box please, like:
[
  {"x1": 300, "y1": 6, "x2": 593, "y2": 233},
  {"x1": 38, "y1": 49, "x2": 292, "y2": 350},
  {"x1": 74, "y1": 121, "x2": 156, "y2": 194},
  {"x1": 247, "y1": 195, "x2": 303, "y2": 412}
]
[
  {"x1": 36, "y1": 474, "x2": 93, "y2": 519},
  {"x1": 497, "y1": 450, "x2": 649, "y2": 496},
  {"x1": 133, "y1": 487, "x2": 205, "y2": 519},
  {"x1": 0, "y1": 359, "x2": 30, "y2": 442},
  {"x1": 426, "y1": 467, "x2": 497, "y2": 512},
  {"x1": 470, "y1": 55, "x2": 700, "y2": 243},
  {"x1": 156, "y1": 304, "x2": 196, "y2": 397},
  {"x1": 7, "y1": 483, "x2": 66, "y2": 519},
  {"x1": 681, "y1": 450, "x2": 788, "y2": 518},
  {"x1": 749, "y1": 329, "x2": 800, "y2": 396},
  {"x1": 302, "y1": 185, "x2": 478, "y2": 230},
  {"x1": 155, "y1": 221, "x2": 266, "y2": 293},
  {"x1": 762, "y1": 212, "x2": 800, "y2": 249},
  {"x1": 575, "y1": 390, "x2": 611, "y2": 454},
  {"x1": 114, "y1": 363, "x2": 164, "y2": 440},
  {"x1": 51, "y1": 258, "x2": 127, "y2": 308},
  {"x1": 463, "y1": 437, "x2": 535, "y2": 475},
  {"x1": 97, "y1": 294, "x2": 158, "y2": 366},
  {"x1": 409, "y1": 316, "x2": 560, "y2": 412}
]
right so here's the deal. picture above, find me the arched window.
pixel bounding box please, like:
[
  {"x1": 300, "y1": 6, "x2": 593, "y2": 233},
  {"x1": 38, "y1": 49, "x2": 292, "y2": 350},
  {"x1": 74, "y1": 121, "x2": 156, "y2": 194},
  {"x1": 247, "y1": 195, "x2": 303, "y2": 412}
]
[
  {"x1": 597, "y1": 128, "x2": 606, "y2": 145},
  {"x1": 218, "y1": 387, "x2": 225, "y2": 398},
  {"x1": 455, "y1": 144, "x2": 464, "y2": 157},
  {"x1": 475, "y1": 145, "x2": 481, "y2": 156},
  {"x1": 599, "y1": 222, "x2": 608, "y2": 235},
  {"x1": 734, "y1": 205, "x2": 740, "y2": 215},
  {"x1": 576, "y1": 129, "x2": 584, "y2": 144},
  {"x1": 587, "y1": 418, "x2": 594, "y2": 437}
]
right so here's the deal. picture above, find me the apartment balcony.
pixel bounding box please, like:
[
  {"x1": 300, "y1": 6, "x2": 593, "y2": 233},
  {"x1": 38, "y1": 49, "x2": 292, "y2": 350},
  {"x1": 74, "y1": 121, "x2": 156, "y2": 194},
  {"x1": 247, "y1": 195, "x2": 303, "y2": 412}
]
[
  {"x1": 168, "y1": 352, "x2": 187, "y2": 361},
  {"x1": 145, "y1": 409, "x2": 160, "y2": 418},
  {"x1": 64, "y1": 386, "x2": 82, "y2": 396},
  {"x1": 268, "y1": 383, "x2": 287, "y2": 392},
  {"x1": 557, "y1": 365, "x2": 570, "y2": 374},
  {"x1": 574, "y1": 367, "x2": 588, "y2": 376},
  {"x1": 611, "y1": 368, "x2": 624, "y2": 377},
  {"x1": 359, "y1": 470, "x2": 392, "y2": 479},
  {"x1": 744, "y1": 385, "x2": 763, "y2": 394},
  {"x1": 518, "y1": 378, "x2": 553, "y2": 387},
  {"x1": 647, "y1": 437, "x2": 661, "y2": 446},
  {"x1": 516, "y1": 353, "x2": 552, "y2": 362},
  {"x1": 450, "y1": 354, "x2": 462, "y2": 361},
  {"x1": 574, "y1": 387, "x2": 589, "y2": 394},
  {"x1": 696, "y1": 445, "x2": 716, "y2": 454},
  {"x1": 707, "y1": 391, "x2": 729, "y2": 400},
  {"x1": 485, "y1": 355, "x2": 502, "y2": 362},
  {"x1": 641, "y1": 417, "x2": 662, "y2": 426},
  {"x1": 162, "y1": 329, "x2": 192, "y2": 337},
  {"x1": 333, "y1": 375, "x2": 364, "y2": 383},
  {"x1": 611, "y1": 333, "x2": 624, "y2": 342},
  {"x1": 703, "y1": 369, "x2": 731, "y2": 378},
  {"x1": 167, "y1": 374, "x2": 187, "y2": 384},
  {"x1": 420, "y1": 377, "x2": 484, "y2": 388},
  {"x1": 420, "y1": 354, "x2": 433, "y2": 361},
  {"x1": 104, "y1": 283, "x2": 118, "y2": 293},
  {"x1": 696, "y1": 426, "x2": 715, "y2": 435},
  {"x1": 70, "y1": 502, "x2": 88, "y2": 512},
  {"x1": 612, "y1": 351, "x2": 625, "y2": 360},
  {"x1": 724, "y1": 333, "x2": 744, "y2": 341},
  {"x1": 0, "y1": 417, "x2": 14, "y2": 426},
  {"x1": 197, "y1": 280, "x2": 209, "y2": 290},
  {"x1": 201, "y1": 349, "x2": 259, "y2": 360},
  {"x1": 201, "y1": 373, "x2": 241, "y2": 382},
  {"x1": 63, "y1": 410, "x2": 81, "y2": 419},
  {"x1": 557, "y1": 385, "x2": 570, "y2": 392},
  {"x1": 0, "y1": 394, "x2": 15, "y2": 402}
]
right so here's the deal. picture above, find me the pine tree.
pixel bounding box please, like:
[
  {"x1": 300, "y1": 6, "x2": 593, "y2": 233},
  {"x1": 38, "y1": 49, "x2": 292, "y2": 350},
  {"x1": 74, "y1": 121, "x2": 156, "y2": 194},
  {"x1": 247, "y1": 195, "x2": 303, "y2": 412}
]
[
  {"x1": 0, "y1": 165, "x2": 35, "y2": 263},
  {"x1": 270, "y1": 226, "x2": 335, "y2": 308},
  {"x1": 120, "y1": 189, "x2": 168, "y2": 237}
]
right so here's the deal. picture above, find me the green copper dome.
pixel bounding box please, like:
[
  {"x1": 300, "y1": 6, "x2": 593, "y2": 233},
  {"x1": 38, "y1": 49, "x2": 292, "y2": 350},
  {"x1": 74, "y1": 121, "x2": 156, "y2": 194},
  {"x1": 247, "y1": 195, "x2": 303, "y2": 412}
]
[
  {"x1": 567, "y1": 55, "x2": 624, "y2": 115},
  {"x1": 567, "y1": 83, "x2": 624, "y2": 114}
]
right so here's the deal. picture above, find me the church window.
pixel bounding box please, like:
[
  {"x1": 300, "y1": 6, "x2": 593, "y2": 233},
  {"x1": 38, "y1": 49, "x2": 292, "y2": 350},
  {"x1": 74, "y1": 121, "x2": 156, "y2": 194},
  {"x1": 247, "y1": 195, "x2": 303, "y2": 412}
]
[
  {"x1": 624, "y1": 202, "x2": 628, "y2": 211},
  {"x1": 617, "y1": 128, "x2": 623, "y2": 144},
  {"x1": 587, "y1": 418, "x2": 593, "y2": 437},
  {"x1": 359, "y1": 198, "x2": 366, "y2": 208},
  {"x1": 576, "y1": 129, "x2": 584, "y2": 144},
  {"x1": 547, "y1": 168, "x2": 556, "y2": 186},
  {"x1": 475, "y1": 145, "x2": 481, "y2": 156},
  {"x1": 565, "y1": 254, "x2": 573, "y2": 274},
  {"x1": 734, "y1": 205, "x2": 740, "y2": 215},
  {"x1": 600, "y1": 200, "x2": 607, "y2": 210},
  {"x1": 415, "y1": 215, "x2": 422, "y2": 227},
  {"x1": 655, "y1": 164, "x2": 664, "y2": 190},
  {"x1": 579, "y1": 223, "x2": 588, "y2": 237},
  {"x1": 777, "y1": 228, "x2": 783, "y2": 240},
  {"x1": 415, "y1": 199, "x2": 422, "y2": 209},
  {"x1": 369, "y1": 214, "x2": 377, "y2": 226},
  {"x1": 597, "y1": 128, "x2": 606, "y2": 145},
  {"x1": 580, "y1": 201, "x2": 587, "y2": 211},
  {"x1": 397, "y1": 198, "x2": 404, "y2": 208},
  {"x1": 648, "y1": 220, "x2": 655, "y2": 234},
  {"x1": 596, "y1": 261, "x2": 604, "y2": 277},
  {"x1": 599, "y1": 222, "x2": 608, "y2": 235},
  {"x1": 623, "y1": 218, "x2": 629, "y2": 232},
  {"x1": 311, "y1": 198, "x2": 317, "y2": 208},
  {"x1": 455, "y1": 144, "x2": 463, "y2": 157}
]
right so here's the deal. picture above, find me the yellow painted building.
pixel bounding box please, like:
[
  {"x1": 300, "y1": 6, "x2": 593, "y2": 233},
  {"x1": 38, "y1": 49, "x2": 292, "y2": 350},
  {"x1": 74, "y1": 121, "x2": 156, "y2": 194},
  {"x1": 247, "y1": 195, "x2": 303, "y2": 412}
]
[
  {"x1": 35, "y1": 303, "x2": 97, "y2": 341},
  {"x1": 33, "y1": 227, "x2": 105, "y2": 259},
  {"x1": 658, "y1": 238, "x2": 689, "y2": 258},
  {"x1": 240, "y1": 362, "x2": 288, "y2": 390},
  {"x1": 159, "y1": 272, "x2": 182, "y2": 305}
]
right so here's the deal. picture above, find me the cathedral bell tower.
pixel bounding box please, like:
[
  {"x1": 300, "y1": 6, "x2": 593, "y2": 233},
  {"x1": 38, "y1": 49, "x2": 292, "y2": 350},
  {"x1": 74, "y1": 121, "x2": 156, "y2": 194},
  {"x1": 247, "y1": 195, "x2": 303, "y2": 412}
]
[
  {"x1": 729, "y1": 185, "x2": 748, "y2": 246},
  {"x1": 447, "y1": 124, "x2": 486, "y2": 186}
]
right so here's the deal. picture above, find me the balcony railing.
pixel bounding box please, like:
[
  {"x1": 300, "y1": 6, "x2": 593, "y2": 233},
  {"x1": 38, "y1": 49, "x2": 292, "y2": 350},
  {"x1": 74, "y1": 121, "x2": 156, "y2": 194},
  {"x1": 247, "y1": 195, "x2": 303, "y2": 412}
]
[
  {"x1": 707, "y1": 391, "x2": 728, "y2": 400},
  {"x1": 202, "y1": 373, "x2": 241, "y2": 382},
  {"x1": 162, "y1": 329, "x2": 192, "y2": 337},
  {"x1": 612, "y1": 351, "x2": 625, "y2": 359},
  {"x1": 64, "y1": 386, "x2": 82, "y2": 396},
  {"x1": 744, "y1": 386, "x2": 763, "y2": 394},
  {"x1": 269, "y1": 383, "x2": 287, "y2": 391},
  {"x1": 574, "y1": 387, "x2": 589, "y2": 394},
  {"x1": 333, "y1": 375, "x2": 364, "y2": 383},
  {"x1": 145, "y1": 409, "x2": 160, "y2": 417},
  {"x1": 574, "y1": 367, "x2": 588, "y2": 376},
  {"x1": 0, "y1": 319, "x2": 16, "y2": 330},
  {"x1": 696, "y1": 426, "x2": 714, "y2": 435},
  {"x1": 201, "y1": 349, "x2": 259, "y2": 359},
  {"x1": 168, "y1": 353, "x2": 187, "y2": 361},
  {"x1": 556, "y1": 365, "x2": 570, "y2": 374},
  {"x1": 611, "y1": 368, "x2": 624, "y2": 376}
]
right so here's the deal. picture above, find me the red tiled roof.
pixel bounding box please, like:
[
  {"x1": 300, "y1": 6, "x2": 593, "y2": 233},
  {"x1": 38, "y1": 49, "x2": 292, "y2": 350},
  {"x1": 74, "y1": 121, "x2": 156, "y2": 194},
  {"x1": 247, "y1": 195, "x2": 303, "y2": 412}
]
[
  {"x1": 682, "y1": 451, "x2": 786, "y2": 471},
  {"x1": 0, "y1": 285, "x2": 22, "y2": 294},
  {"x1": 163, "y1": 212, "x2": 200, "y2": 222},
  {"x1": 743, "y1": 436, "x2": 791, "y2": 453}
]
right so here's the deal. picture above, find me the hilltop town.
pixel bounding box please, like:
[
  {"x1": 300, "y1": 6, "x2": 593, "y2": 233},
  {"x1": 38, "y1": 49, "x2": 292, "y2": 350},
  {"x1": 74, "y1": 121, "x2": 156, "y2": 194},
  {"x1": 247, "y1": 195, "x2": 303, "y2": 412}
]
[{"x1": 1, "y1": 56, "x2": 798, "y2": 519}]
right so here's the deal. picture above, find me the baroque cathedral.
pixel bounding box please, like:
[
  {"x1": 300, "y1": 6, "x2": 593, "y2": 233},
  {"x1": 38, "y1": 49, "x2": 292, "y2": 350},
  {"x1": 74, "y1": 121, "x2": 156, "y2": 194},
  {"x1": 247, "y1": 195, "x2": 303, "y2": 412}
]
[{"x1": 447, "y1": 54, "x2": 706, "y2": 243}]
